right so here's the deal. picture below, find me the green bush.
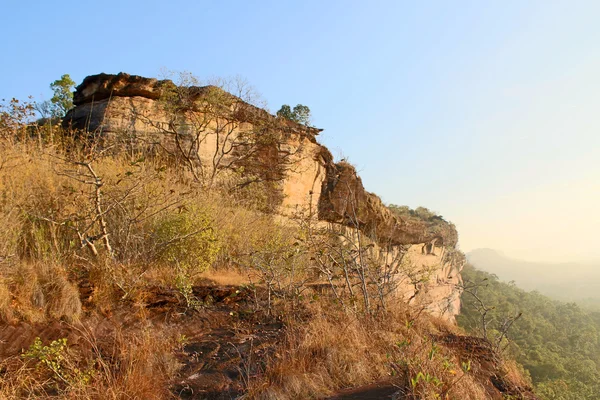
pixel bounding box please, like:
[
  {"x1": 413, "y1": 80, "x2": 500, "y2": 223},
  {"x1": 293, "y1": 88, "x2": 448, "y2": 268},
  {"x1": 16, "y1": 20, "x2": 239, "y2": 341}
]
[
  {"x1": 153, "y1": 206, "x2": 220, "y2": 277},
  {"x1": 22, "y1": 337, "x2": 94, "y2": 388}
]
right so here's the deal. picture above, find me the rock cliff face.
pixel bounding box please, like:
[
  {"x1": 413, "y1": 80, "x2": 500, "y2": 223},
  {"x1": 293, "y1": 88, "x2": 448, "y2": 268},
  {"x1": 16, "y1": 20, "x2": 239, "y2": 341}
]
[{"x1": 64, "y1": 73, "x2": 464, "y2": 320}]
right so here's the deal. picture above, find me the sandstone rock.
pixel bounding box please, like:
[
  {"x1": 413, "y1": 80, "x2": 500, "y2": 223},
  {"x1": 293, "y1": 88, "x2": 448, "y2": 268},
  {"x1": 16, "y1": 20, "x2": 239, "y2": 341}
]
[
  {"x1": 318, "y1": 160, "x2": 458, "y2": 247},
  {"x1": 64, "y1": 73, "x2": 463, "y2": 320},
  {"x1": 73, "y1": 72, "x2": 167, "y2": 105}
]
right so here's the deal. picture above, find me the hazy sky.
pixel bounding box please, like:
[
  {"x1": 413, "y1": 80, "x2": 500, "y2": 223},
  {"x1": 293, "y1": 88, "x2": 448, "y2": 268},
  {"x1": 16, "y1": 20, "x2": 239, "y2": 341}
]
[{"x1": 1, "y1": 1, "x2": 598, "y2": 263}]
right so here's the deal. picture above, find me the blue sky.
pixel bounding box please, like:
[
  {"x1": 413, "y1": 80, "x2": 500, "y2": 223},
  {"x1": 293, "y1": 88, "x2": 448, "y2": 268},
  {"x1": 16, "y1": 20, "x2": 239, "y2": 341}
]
[{"x1": 2, "y1": 0, "x2": 599, "y2": 262}]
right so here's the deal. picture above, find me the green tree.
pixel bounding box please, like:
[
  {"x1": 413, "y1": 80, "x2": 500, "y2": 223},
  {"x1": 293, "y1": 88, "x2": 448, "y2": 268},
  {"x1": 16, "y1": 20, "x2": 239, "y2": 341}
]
[
  {"x1": 291, "y1": 104, "x2": 311, "y2": 125},
  {"x1": 276, "y1": 104, "x2": 293, "y2": 120},
  {"x1": 276, "y1": 103, "x2": 312, "y2": 126},
  {"x1": 49, "y1": 74, "x2": 75, "y2": 117},
  {"x1": 458, "y1": 264, "x2": 600, "y2": 399}
]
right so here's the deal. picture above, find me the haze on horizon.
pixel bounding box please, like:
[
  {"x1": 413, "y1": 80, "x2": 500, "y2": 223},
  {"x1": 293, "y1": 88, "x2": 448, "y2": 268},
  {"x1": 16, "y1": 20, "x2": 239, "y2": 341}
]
[{"x1": 1, "y1": 0, "x2": 598, "y2": 264}]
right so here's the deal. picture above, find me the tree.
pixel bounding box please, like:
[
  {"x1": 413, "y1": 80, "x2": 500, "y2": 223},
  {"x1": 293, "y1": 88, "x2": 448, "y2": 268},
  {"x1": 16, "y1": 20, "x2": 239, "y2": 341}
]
[
  {"x1": 276, "y1": 105, "x2": 293, "y2": 120},
  {"x1": 131, "y1": 72, "x2": 303, "y2": 192},
  {"x1": 276, "y1": 104, "x2": 312, "y2": 126},
  {"x1": 48, "y1": 74, "x2": 75, "y2": 118},
  {"x1": 458, "y1": 264, "x2": 600, "y2": 397},
  {"x1": 291, "y1": 104, "x2": 311, "y2": 125}
]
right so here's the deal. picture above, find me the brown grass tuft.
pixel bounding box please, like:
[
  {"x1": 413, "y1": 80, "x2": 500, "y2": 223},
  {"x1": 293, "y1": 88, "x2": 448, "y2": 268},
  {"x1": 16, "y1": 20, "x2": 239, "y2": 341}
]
[
  {"x1": 2, "y1": 263, "x2": 81, "y2": 323},
  {"x1": 0, "y1": 324, "x2": 180, "y2": 399},
  {"x1": 0, "y1": 278, "x2": 13, "y2": 322},
  {"x1": 248, "y1": 300, "x2": 518, "y2": 400},
  {"x1": 45, "y1": 275, "x2": 82, "y2": 322}
]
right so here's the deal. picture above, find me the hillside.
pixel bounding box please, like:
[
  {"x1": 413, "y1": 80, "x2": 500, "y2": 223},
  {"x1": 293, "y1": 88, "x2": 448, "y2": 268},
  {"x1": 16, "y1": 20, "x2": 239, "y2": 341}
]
[
  {"x1": 467, "y1": 249, "x2": 600, "y2": 308},
  {"x1": 458, "y1": 264, "x2": 600, "y2": 399},
  {"x1": 0, "y1": 74, "x2": 536, "y2": 399}
]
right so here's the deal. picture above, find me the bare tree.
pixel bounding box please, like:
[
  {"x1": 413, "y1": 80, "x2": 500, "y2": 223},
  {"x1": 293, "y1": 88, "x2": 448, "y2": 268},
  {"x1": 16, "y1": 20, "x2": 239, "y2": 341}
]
[
  {"x1": 295, "y1": 181, "x2": 415, "y2": 315},
  {"x1": 130, "y1": 72, "x2": 305, "y2": 192},
  {"x1": 459, "y1": 277, "x2": 523, "y2": 351}
]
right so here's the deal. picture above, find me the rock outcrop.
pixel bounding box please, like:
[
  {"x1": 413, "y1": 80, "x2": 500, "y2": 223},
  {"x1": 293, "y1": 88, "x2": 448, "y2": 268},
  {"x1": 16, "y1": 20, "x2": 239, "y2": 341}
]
[
  {"x1": 64, "y1": 72, "x2": 463, "y2": 320},
  {"x1": 319, "y1": 160, "x2": 458, "y2": 247}
]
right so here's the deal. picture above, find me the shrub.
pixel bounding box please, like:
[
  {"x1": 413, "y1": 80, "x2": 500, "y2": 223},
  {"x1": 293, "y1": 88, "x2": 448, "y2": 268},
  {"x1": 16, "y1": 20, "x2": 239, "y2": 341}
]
[
  {"x1": 2, "y1": 327, "x2": 180, "y2": 399},
  {"x1": 22, "y1": 337, "x2": 94, "y2": 389},
  {"x1": 153, "y1": 205, "x2": 220, "y2": 277}
]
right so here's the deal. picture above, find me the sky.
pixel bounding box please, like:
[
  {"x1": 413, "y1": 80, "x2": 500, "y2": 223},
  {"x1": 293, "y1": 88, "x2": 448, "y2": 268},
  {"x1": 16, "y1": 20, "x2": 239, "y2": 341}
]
[{"x1": 1, "y1": 0, "x2": 599, "y2": 263}]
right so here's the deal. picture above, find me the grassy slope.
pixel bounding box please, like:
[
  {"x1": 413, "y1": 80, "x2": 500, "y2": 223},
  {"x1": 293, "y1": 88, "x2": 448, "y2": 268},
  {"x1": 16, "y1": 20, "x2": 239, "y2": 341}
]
[{"x1": 0, "y1": 116, "x2": 534, "y2": 399}]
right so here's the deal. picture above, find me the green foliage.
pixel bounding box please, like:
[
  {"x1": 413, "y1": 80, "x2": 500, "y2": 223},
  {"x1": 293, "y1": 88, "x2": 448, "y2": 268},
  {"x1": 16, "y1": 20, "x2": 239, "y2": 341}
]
[
  {"x1": 23, "y1": 337, "x2": 67, "y2": 377},
  {"x1": 461, "y1": 360, "x2": 471, "y2": 373},
  {"x1": 411, "y1": 371, "x2": 443, "y2": 390},
  {"x1": 22, "y1": 337, "x2": 94, "y2": 387},
  {"x1": 152, "y1": 205, "x2": 220, "y2": 309},
  {"x1": 153, "y1": 206, "x2": 220, "y2": 277},
  {"x1": 34, "y1": 74, "x2": 75, "y2": 119},
  {"x1": 458, "y1": 264, "x2": 600, "y2": 399},
  {"x1": 174, "y1": 267, "x2": 201, "y2": 310},
  {"x1": 428, "y1": 343, "x2": 439, "y2": 360},
  {"x1": 276, "y1": 103, "x2": 312, "y2": 125},
  {"x1": 276, "y1": 104, "x2": 293, "y2": 120},
  {"x1": 49, "y1": 74, "x2": 75, "y2": 117}
]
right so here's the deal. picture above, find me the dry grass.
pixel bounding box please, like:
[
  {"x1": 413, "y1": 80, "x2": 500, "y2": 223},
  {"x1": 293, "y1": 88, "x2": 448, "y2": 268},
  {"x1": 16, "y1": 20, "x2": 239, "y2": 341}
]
[
  {"x1": 0, "y1": 324, "x2": 180, "y2": 399},
  {"x1": 0, "y1": 133, "x2": 297, "y2": 312},
  {"x1": 250, "y1": 307, "x2": 390, "y2": 399},
  {"x1": 0, "y1": 138, "x2": 217, "y2": 317},
  {"x1": 0, "y1": 262, "x2": 82, "y2": 323},
  {"x1": 0, "y1": 132, "x2": 534, "y2": 399},
  {"x1": 198, "y1": 268, "x2": 252, "y2": 286},
  {"x1": 88, "y1": 327, "x2": 181, "y2": 399},
  {"x1": 248, "y1": 300, "x2": 504, "y2": 400},
  {"x1": 0, "y1": 278, "x2": 13, "y2": 322}
]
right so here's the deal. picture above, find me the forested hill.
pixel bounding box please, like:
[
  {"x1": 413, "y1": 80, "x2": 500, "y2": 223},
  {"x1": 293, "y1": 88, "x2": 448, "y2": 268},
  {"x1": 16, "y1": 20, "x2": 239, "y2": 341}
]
[
  {"x1": 467, "y1": 249, "x2": 600, "y2": 309},
  {"x1": 458, "y1": 264, "x2": 600, "y2": 400}
]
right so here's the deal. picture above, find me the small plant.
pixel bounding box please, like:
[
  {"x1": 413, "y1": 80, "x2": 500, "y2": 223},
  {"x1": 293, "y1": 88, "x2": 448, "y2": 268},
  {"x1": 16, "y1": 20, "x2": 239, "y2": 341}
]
[
  {"x1": 439, "y1": 358, "x2": 473, "y2": 398},
  {"x1": 411, "y1": 371, "x2": 443, "y2": 389},
  {"x1": 22, "y1": 337, "x2": 95, "y2": 387},
  {"x1": 428, "y1": 343, "x2": 439, "y2": 360},
  {"x1": 442, "y1": 358, "x2": 456, "y2": 374},
  {"x1": 175, "y1": 265, "x2": 201, "y2": 310},
  {"x1": 461, "y1": 360, "x2": 471, "y2": 373},
  {"x1": 23, "y1": 337, "x2": 67, "y2": 378},
  {"x1": 176, "y1": 334, "x2": 190, "y2": 351}
]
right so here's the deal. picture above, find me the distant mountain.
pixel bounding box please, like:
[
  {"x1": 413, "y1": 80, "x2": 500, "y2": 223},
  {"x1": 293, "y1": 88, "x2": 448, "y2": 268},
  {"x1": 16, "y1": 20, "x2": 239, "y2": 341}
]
[{"x1": 466, "y1": 248, "x2": 600, "y2": 306}]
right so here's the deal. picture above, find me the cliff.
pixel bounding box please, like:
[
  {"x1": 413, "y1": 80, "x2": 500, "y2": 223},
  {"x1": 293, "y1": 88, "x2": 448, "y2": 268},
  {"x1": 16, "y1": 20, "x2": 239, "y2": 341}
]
[{"x1": 64, "y1": 72, "x2": 463, "y2": 320}]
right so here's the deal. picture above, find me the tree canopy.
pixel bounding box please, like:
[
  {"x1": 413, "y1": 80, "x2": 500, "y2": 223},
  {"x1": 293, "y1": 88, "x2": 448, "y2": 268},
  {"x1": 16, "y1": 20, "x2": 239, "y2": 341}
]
[
  {"x1": 36, "y1": 74, "x2": 75, "y2": 119},
  {"x1": 276, "y1": 104, "x2": 311, "y2": 126},
  {"x1": 50, "y1": 74, "x2": 75, "y2": 117},
  {"x1": 458, "y1": 264, "x2": 600, "y2": 399}
]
